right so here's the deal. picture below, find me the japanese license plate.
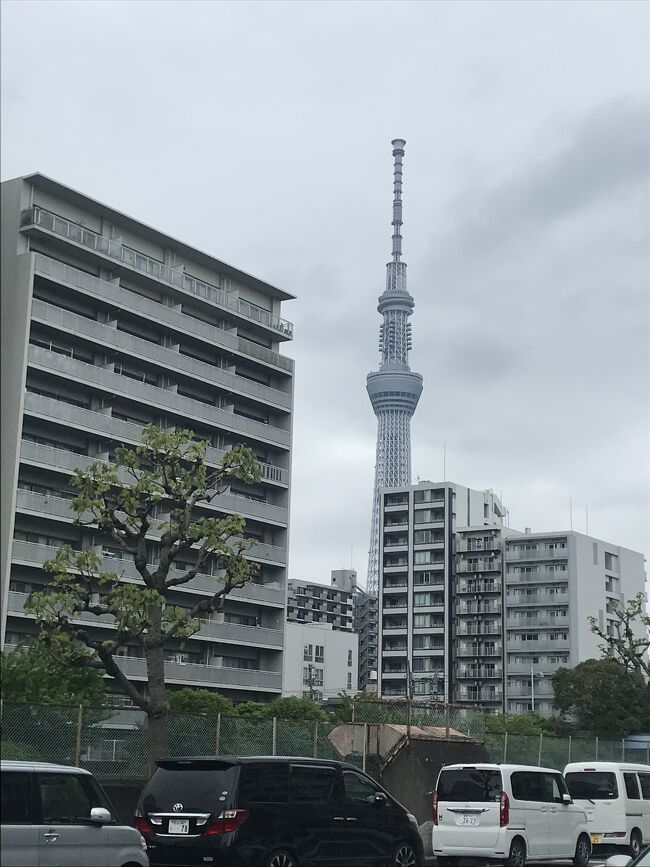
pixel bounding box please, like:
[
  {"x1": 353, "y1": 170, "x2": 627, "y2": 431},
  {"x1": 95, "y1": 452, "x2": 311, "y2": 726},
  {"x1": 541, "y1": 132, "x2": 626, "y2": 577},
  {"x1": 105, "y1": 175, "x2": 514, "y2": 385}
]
[
  {"x1": 590, "y1": 834, "x2": 601, "y2": 844},
  {"x1": 459, "y1": 815, "x2": 479, "y2": 826},
  {"x1": 168, "y1": 819, "x2": 190, "y2": 834}
]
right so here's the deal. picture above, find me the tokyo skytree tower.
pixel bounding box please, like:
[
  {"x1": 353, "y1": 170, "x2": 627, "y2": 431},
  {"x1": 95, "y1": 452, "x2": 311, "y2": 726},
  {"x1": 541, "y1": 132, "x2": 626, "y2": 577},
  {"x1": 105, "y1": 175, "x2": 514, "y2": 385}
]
[{"x1": 366, "y1": 139, "x2": 423, "y2": 595}]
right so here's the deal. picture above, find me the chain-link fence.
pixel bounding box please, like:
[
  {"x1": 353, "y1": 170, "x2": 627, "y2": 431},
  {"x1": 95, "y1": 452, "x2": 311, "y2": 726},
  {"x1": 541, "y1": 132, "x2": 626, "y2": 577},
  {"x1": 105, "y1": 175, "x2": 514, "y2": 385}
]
[
  {"x1": 484, "y1": 731, "x2": 650, "y2": 769},
  {"x1": 352, "y1": 698, "x2": 486, "y2": 741},
  {"x1": 3, "y1": 700, "x2": 647, "y2": 786}
]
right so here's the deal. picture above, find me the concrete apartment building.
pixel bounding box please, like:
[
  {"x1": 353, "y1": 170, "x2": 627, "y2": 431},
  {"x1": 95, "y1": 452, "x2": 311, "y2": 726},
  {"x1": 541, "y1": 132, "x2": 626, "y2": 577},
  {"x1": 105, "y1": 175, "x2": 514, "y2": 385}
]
[
  {"x1": 284, "y1": 570, "x2": 359, "y2": 698},
  {"x1": 503, "y1": 530, "x2": 646, "y2": 716},
  {"x1": 0, "y1": 173, "x2": 295, "y2": 702},
  {"x1": 282, "y1": 621, "x2": 358, "y2": 701},
  {"x1": 354, "y1": 585, "x2": 379, "y2": 692},
  {"x1": 377, "y1": 480, "x2": 505, "y2": 702}
]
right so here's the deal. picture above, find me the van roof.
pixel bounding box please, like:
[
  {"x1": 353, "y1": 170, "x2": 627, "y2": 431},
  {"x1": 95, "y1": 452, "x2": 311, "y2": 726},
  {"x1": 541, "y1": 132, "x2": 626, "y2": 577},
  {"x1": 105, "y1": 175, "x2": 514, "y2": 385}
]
[
  {"x1": 156, "y1": 755, "x2": 352, "y2": 769},
  {"x1": 438, "y1": 763, "x2": 565, "y2": 775},
  {"x1": 564, "y1": 762, "x2": 650, "y2": 772},
  {"x1": 0, "y1": 760, "x2": 92, "y2": 775}
]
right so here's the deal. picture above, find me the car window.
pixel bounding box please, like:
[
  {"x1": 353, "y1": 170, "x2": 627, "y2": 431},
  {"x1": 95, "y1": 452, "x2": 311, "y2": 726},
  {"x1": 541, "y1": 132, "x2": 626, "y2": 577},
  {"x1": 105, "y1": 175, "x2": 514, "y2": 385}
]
[
  {"x1": 511, "y1": 771, "x2": 546, "y2": 802},
  {"x1": 540, "y1": 774, "x2": 569, "y2": 804},
  {"x1": 343, "y1": 770, "x2": 379, "y2": 804},
  {"x1": 565, "y1": 772, "x2": 618, "y2": 800},
  {"x1": 142, "y1": 763, "x2": 239, "y2": 812},
  {"x1": 39, "y1": 774, "x2": 94, "y2": 824},
  {"x1": 437, "y1": 769, "x2": 502, "y2": 802},
  {"x1": 624, "y1": 773, "x2": 641, "y2": 799},
  {"x1": 290, "y1": 765, "x2": 338, "y2": 803},
  {"x1": 1, "y1": 772, "x2": 32, "y2": 824},
  {"x1": 638, "y1": 773, "x2": 650, "y2": 800},
  {"x1": 239, "y1": 763, "x2": 289, "y2": 803}
]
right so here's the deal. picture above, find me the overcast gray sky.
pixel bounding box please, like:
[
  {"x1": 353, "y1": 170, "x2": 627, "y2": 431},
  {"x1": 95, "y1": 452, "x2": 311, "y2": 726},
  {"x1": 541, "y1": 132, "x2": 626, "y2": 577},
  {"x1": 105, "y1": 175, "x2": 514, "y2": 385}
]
[{"x1": 2, "y1": 0, "x2": 649, "y2": 585}]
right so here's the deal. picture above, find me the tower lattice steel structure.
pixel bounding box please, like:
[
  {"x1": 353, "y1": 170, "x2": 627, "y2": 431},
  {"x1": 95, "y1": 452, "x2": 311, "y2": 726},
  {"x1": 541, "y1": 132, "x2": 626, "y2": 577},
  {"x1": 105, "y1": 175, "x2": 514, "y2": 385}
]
[{"x1": 366, "y1": 139, "x2": 423, "y2": 594}]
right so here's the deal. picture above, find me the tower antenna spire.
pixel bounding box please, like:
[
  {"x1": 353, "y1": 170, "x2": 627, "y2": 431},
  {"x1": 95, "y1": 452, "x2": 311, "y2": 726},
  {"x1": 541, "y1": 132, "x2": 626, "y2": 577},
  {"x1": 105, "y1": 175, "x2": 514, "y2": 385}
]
[{"x1": 391, "y1": 138, "x2": 406, "y2": 263}]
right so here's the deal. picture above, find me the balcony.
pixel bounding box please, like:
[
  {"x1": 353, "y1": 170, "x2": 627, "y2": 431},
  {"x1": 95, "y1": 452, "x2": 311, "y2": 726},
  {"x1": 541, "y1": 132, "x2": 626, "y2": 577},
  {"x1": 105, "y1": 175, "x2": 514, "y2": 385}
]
[
  {"x1": 506, "y1": 639, "x2": 570, "y2": 652},
  {"x1": 457, "y1": 541, "x2": 498, "y2": 553},
  {"x1": 506, "y1": 547, "x2": 568, "y2": 562},
  {"x1": 456, "y1": 560, "x2": 501, "y2": 573},
  {"x1": 382, "y1": 667, "x2": 407, "y2": 676},
  {"x1": 22, "y1": 211, "x2": 293, "y2": 339},
  {"x1": 457, "y1": 643, "x2": 502, "y2": 657},
  {"x1": 383, "y1": 582, "x2": 408, "y2": 592},
  {"x1": 384, "y1": 521, "x2": 408, "y2": 530},
  {"x1": 457, "y1": 603, "x2": 502, "y2": 615},
  {"x1": 383, "y1": 647, "x2": 407, "y2": 656},
  {"x1": 506, "y1": 662, "x2": 565, "y2": 675},
  {"x1": 458, "y1": 690, "x2": 503, "y2": 703},
  {"x1": 457, "y1": 580, "x2": 502, "y2": 594},
  {"x1": 506, "y1": 616, "x2": 569, "y2": 629},
  {"x1": 11, "y1": 541, "x2": 284, "y2": 607},
  {"x1": 27, "y1": 345, "x2": 291, "y2": 448},
  {"x1": 114, "y1": 655, "x2": 282, "y2": 691},
  {"x1": 33, "y1": 254, "x2": 293, "y2": 373},
  {"x1": 6, "y1": 588, "x2": 284, "y2": 648},
  {"x1": 457, "y1": 666, "x2": 503, "y2": 680},
  {"x1": 383, "y1": 622, "x2": 408, "y2": 632},
  {"x1": 31, "y1": 298, "x2": 292, "y2": 411},
  {"x1": 506, "y1": 593, "x2": 568, "y2": 607},
  {"x1": 456, "y1": 624, "x2": 502, "y2": 637},
  {"x1": 507, "y1": 685, "x2": 554, "y2": 699},
  {"x1": 384, "y1": 538, "x2": 409, "y2": 548},
  {"x1": 506, "y1": 571, "x2": 569, "y2": 584},
  {"x1": 19, "y1": 441, "x2": 288, "y2": 524}
]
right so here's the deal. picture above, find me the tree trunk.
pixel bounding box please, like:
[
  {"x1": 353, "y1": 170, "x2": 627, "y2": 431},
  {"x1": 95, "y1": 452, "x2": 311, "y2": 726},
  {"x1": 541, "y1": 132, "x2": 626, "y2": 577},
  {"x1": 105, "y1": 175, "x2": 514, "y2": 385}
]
[{"x1": 146, "y1": 642, "x2": 169, "y2": 770}]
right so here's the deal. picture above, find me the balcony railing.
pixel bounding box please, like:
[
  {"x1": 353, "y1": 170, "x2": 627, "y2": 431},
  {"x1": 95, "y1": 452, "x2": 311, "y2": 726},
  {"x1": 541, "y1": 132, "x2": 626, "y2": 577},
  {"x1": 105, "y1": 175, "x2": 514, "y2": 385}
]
[
  {"x1": 506, "y1": 616, "x2": 569, "y2": 629},
  {"x1": 114, "y1": 655, "x2": 282, "y2": 690},
  {"x1": 456, "y1": 560, "x2": 501, "y2": 573},
  {"x1": 27, "y1": 345, "x2": 290, "y2": 448},
  {"x1": 457, "y1": 580, "x2": 502, "y2": 594},
  {"x1": 33, "y1": 254, "x2": 293, "y2": 372},
  {"x1": 506, "y1": 570, "x2": 569, "y2": 584},
  {"x1": 506, "y1": 639, "x2": 570, "y2": 651},
  {"x1": 506, "y1": 547, "x2": 568, "y2": 561},
  {"x1": 457, "y1": 667, "x2": 503, "y2": 679},
  {"x1": 458, "y1": 643, "x2": 502, "y2": 656},
  {"x1": 458, "y1": 690, "x2": 503, "y2": 702},
  {"x1": 457, "y1": 604, "x2": 502, "y2": 615},
  {"x1": 23, "y1": 392, "x2": 288, "y2": 486},
  {"x1": 31, "y1": 298, "x2": 291, "y2": 411},
  {"x1": 22, "y1": 210, "x2": 293, "y2": 338},
  {"x1": 456, "y1": 624, "x2": 502, "y2": 636},
  {"x1": 457, "y1": 541, "x2": 498, "y2": 553}
]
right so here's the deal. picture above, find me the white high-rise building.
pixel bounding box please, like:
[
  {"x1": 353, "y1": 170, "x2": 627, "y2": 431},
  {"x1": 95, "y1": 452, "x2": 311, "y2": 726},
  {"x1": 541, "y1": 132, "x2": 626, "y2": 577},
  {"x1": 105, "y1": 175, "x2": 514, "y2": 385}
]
[{"x1": 1, "y1": 173, "x2": 295, "y2": 702}]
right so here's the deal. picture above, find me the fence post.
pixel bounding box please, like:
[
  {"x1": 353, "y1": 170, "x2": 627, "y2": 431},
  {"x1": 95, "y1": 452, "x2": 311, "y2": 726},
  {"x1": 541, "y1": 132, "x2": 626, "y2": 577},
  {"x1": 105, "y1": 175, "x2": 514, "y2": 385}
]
[
  {"x1": 272, "y1": 717, "x2": 277, "y2": 756},
  {"x1": 538, "y1": 733, "x2": 543, "y2": 767},
  {"x1": 646, "y1": 743, "x2": 649, "y2": 766},
  {"x1": 351, "y1": 697, "x2": 356, "y2": 724},
  {"x1": 444, "y1": 703, "x2": 450, "y2": 739},
  {"x1": 215, "y1": 713, "x2": 221, "y2": 756},
  {"x1": 313, "y1": 720, "x2": 319, "y2": 758},
  {"x1": 595, "y1": 736, "x2": 599, "y2": 760},
  {"x1": 75, "y1": 704, "x2": 83, "y2": 767},
  {"x1": 503, "y1": 731, "x2": 508, "y2": 763},
  {"x1": 622, "y1": 739, "x2": 625, "y2": 762},
  {"x1": 567, "y1": 735, "x2": 572, "y2": 764},
  {"x1": 362, "y1": 723, "x2": 368, "y2": 773}
]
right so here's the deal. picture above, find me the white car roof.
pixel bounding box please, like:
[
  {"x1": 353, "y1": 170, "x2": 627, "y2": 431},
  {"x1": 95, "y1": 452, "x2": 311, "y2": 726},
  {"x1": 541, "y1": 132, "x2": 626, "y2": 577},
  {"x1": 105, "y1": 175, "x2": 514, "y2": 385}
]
[
  {"x1": 439, "y1": 763, "x2": 565, "y2": 775},
  {"x1": 564, "y1": 762, "x2": 650, "y2": 772},
  {"x1": 0, "y1": 760, "x2": 92, "y2": 775}
]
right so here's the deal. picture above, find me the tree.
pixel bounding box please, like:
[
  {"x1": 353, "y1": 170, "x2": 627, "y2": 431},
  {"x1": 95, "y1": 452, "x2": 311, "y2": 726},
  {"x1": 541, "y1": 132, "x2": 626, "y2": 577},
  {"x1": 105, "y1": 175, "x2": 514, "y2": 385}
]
[
  {"x1": 588, "y1": 592, "x2": 650, "y2": 679},
  {"x1": 265, "y1": 697, "x2": 328, "y2": 721},
  {"x1": 552, "y1": 658, "x2": 650, "y2": 737},
  {"x1": 167, "y1": 688, "x2": 236, "y2": 717},
  {"x1": 1, "y1": 639, "x2": 106, "y2": 706},
  {"x1": 26, "y1": 424, "x2": 261, "y2": 766}
]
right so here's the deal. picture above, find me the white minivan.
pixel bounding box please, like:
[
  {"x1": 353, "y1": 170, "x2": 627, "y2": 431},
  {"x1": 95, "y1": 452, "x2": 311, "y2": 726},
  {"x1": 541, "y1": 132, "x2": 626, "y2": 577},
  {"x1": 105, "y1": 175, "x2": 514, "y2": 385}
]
[
  {"x1": 432, "y1": 763, "x2": 592, "y2": 867},
  {"x1": 564, "y1": 761, "x2": 650, "y2": 858}
]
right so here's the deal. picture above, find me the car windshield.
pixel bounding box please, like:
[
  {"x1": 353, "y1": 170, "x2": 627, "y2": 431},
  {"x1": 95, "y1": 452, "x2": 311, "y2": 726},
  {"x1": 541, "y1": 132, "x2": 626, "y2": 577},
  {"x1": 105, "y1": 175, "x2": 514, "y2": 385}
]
[
  {"x1": 565, "y1": 772, "x2": 618, "y2": 800},
  {"x1": 142, "y1": 762, "x2": 239, "y2": 813},
  {"x1": 437, "y1": 769, "x2": 502, "y2": 802}
]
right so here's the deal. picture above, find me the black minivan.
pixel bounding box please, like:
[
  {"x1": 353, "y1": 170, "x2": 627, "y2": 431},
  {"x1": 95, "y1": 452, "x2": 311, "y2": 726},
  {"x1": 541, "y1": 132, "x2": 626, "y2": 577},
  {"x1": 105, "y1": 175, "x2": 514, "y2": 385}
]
[{"x1": 135, "y1": 755, "x2": 422, "y2": 867}]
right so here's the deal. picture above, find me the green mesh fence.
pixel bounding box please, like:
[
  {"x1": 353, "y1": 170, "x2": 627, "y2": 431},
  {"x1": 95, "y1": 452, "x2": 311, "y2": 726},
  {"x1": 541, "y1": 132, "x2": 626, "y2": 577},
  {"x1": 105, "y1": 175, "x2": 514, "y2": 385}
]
[{"x1": 2, "y1": 701, "x2": 647, "y2": 785}]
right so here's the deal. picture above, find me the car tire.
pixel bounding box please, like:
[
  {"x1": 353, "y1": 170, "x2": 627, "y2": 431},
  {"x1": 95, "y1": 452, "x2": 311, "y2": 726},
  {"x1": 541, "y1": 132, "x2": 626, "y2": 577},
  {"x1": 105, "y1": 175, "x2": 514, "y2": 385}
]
[
  {"x1": 505, "y1": 837, "x2": 526, "y2": 867},
  {"x1": 572, "y1": 833, "x2": 591, "y2": 867},
  {"x1": 392, "y1": 841, "x2": 419, "y2": 867},
  {"x1": 266, "y1": 849, "x2": 298, "y2": 867},
  {"x1": 629, "y1": 829, "x2": 642, "y2": 859}
]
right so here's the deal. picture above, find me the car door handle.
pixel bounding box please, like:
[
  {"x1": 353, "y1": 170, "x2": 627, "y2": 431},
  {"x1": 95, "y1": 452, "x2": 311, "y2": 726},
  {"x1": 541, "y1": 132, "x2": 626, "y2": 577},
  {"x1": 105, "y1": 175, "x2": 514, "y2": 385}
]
[
  {"x1": 44, "y1": 832, "x2": 60, "y2": 842},
  {"x1": 333, "y1": 817, "x2": 346, "y2": 822},
  {"x1": 346, "y1": 817, "x2": 358, "y2": 822}
]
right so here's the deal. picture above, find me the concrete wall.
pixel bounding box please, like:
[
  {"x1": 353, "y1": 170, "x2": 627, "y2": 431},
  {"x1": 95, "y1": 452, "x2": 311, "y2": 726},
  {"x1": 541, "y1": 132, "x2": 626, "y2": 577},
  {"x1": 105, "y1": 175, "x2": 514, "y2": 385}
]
[{"x1": 0, "y1": 178, "x2": 33, "y2": 642}]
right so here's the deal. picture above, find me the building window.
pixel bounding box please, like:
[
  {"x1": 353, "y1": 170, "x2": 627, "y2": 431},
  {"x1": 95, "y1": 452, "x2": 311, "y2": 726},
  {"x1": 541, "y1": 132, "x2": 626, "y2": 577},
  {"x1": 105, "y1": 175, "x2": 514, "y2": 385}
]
[
  {"x1": 347, "y1": 650, "x2": 353, "y2": 667},
  {"x1": 347, "y1": 673, "x2": 352, "y2": 690},
  {"x1": 304, "y1": 644, "x2": 313, "y2": 661},
  {"x1": 315, "y1": 645, "x2": 324, "y2": 663}
]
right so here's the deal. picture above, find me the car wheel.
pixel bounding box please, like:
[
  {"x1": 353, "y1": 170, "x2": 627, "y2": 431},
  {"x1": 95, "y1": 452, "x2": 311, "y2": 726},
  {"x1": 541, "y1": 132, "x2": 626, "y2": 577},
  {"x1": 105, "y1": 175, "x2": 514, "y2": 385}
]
[
  {"x1": 267, "y1": 849, "x2": 298, "y2": 867},
  {"x1": 505, "y1": 837, "x2": 526, "y2": 867},
  {"x1": 572, "y1": 834, "x2": 591, "y2": 867},
  {"x1": 393, "y1": 842, "x2": 418, "y2": 867},
  {"x1": 629, "y1": 830, "x2": 642, "y2": 859}
]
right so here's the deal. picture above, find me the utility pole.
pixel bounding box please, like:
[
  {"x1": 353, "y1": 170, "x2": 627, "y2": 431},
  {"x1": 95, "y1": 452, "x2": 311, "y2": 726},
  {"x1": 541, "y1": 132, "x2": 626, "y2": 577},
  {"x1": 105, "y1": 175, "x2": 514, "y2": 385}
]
[{"x1": 307, "y1": 663, "x2": 316, "y2": 701}]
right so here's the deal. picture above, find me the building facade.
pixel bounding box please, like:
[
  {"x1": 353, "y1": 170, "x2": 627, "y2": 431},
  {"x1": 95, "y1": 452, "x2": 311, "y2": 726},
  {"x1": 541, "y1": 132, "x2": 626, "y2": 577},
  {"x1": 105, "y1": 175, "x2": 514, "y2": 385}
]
[
  {"x1": 503, "y1": 531, "x2": 646, "y2": 716},
  {"x1": 286, "y1": 577, "x2": 353, "y2": 631},
  {"x1": 377, "y1": 480, "x2": 505, "y2": 702},
  {"x1": 282, "y1": 622, "x2": 358, "y2": 701},
  {"x1": 0, "y1": 173, "x2": 295, "y2": 702}
]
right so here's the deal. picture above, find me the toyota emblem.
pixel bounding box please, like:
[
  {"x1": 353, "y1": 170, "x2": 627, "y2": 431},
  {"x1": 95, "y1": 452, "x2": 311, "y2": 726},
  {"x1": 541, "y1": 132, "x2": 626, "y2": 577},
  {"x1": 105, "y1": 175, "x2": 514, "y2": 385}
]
[{"x1": 172, "y1": 803, "x2": 183, "y2": 812}]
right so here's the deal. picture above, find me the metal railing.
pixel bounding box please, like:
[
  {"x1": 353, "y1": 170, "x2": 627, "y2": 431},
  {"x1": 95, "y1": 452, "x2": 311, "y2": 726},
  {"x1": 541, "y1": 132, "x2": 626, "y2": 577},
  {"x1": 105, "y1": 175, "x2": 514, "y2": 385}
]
[
  {"x1": 22, "y1": 209, "x2": 294, "y2": 337},
  {"x1": 506, "y1": 547, "x2": 568, "y2": 561},
  {"x1": 456, "y1": 560, "x2": 501, "y2": 573}
]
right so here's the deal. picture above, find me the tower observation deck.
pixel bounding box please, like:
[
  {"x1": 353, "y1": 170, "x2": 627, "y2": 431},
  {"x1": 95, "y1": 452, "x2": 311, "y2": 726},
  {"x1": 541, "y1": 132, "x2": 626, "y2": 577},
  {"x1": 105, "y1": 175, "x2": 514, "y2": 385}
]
[{"x1": 366, "y1": 139, "x2": 423, "y2": 595}]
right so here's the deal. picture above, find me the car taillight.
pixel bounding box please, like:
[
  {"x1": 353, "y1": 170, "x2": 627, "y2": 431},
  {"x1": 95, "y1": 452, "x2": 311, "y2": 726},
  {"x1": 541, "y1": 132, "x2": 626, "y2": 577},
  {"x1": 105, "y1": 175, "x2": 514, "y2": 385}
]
[
  {"x1": 204, "y1": 809, "x2": 249, "y2": 836},
  {"x1": 432, "y1": 791, "x2": 439, "y2": 826},
  {"x1": 499, "y1": 791, "x2": 509, "y2": 827},
  {"x1": 134, "y1": 811, "x2": 155, "y2": 837}
]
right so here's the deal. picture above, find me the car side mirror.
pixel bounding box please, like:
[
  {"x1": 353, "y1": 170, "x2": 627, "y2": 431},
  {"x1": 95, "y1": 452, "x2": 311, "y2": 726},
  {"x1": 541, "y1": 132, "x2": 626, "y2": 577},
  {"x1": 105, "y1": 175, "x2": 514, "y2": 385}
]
[
  {"x1": 372, "y1": 792, "x2": 388, "y2": 805},
  {"x1": 90, "y1": 807, "x2": 112, "y2": 825},
  {"x1": 561, "y1": 793, "x2": 572, "y2": 804},
  {"x1": 604, "y1": 856, "x2": 633, "y2": 867}
]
